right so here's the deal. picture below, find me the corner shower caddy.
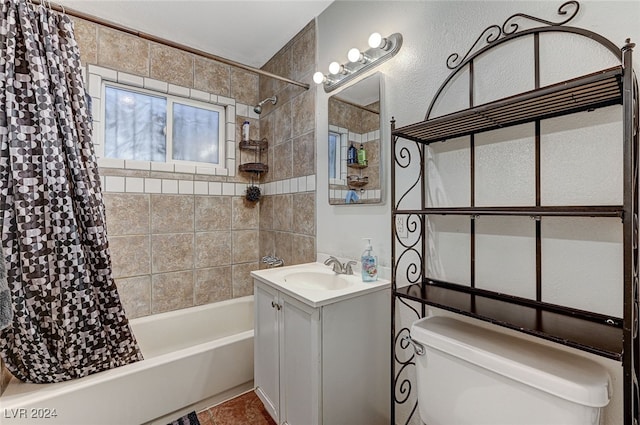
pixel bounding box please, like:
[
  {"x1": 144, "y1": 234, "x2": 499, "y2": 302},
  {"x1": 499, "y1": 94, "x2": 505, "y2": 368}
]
[
  {"x1": 238, "y1": 138, "x2": 269, "y2": 176},
  {"x1": 390, "y1": 2, "x2": 639, "y2": 424}
]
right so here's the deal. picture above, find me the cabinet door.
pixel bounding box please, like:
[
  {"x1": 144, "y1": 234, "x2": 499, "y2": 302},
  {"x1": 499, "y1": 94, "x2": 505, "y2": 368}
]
[
  {"x1": 254, "y1": 281, "x2": 280, "y2": 423},
  {"x1": 279, "y1": 294, "x2": 321, "y2": 425}
]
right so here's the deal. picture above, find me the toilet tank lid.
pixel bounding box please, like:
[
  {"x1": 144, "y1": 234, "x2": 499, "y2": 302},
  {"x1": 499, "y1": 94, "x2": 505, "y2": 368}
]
[{"x1": 410, "y1": 316, "x2": 611, "y2": 407}]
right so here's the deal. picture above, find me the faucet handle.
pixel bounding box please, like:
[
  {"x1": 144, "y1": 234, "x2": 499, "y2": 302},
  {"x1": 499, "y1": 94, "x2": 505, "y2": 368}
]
[
  {"x1": 323, "y1": 256, "x2": 343, "y2": 273},
  {"x1": 344, "y1": 261, "x2": 357, "y2": 275}
]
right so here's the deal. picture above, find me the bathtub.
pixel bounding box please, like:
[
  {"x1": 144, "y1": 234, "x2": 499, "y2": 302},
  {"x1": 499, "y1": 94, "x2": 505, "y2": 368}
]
[{"x1": 0, "y1": 296, "x2": 254, "y2": 425}]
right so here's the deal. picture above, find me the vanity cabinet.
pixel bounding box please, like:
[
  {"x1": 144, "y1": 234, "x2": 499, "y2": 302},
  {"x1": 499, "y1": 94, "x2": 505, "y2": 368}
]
[
  {"x1": 253, "y1": 271, "x2": 390, "y2": 425},
  {"x1": 254, "y1": 281, "x2": 320, "y2": 425}
]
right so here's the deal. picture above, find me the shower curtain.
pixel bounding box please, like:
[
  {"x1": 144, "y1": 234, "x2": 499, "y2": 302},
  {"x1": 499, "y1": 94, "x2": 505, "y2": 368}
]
[{"x1": 0, "y1": 0, "x2": 142, "y2": 383}]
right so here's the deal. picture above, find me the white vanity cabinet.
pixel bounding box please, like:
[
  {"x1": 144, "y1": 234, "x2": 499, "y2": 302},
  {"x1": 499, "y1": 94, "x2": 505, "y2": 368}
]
[
  {"x1": 252, "y1": 263, "x2": 390, "y2": 425},
  {"x1": 254, "y1": 280, "x2": 321, "y2": 425}
]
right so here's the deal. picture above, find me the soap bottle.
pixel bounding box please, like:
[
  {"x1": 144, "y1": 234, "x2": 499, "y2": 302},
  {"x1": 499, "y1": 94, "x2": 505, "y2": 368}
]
[
  {"x1": 361, "y1": 238, "x2": 378, "y2": 282},
  {"x1": 357, "y1": 143, "x2": 367, "y2": 166},
  {"x1": 347, "y1": 143, "x2": 357, "y2": 165}
]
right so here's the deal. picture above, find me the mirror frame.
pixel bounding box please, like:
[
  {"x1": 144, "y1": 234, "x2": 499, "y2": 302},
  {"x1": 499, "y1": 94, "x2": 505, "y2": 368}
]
[{"x1": 327, "y1": 72, "x2": 383, "y2": 205}]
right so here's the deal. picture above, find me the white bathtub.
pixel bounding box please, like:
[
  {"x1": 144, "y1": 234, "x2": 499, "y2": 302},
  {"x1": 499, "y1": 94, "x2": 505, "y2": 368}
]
[{"x1": 0, "y1": 296, "x2": 254, "y2": 425}]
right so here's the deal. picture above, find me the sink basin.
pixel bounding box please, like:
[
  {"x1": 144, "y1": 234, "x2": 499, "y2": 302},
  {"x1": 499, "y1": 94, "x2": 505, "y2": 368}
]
[
  {"x1": 283, "y1": 272, "x2": 350, "y2": 291},
  {"x1": 251, "y1": 262, "x2": 390, "y2": 308}
]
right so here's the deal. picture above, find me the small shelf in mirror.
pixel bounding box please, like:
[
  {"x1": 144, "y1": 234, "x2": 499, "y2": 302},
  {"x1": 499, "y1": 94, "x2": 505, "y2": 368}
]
[
  {"x1": 348, "y1": 175, "x2": 368, "y2": 188},
  {"x1": 347, "y1": 163, "x2": 368, "y2": 169}
]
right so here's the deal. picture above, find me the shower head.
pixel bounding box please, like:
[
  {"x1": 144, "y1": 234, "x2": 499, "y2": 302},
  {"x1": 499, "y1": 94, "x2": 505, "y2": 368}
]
[{"x1": 253, "y1": 96, "x2": 277, "y2": 114}]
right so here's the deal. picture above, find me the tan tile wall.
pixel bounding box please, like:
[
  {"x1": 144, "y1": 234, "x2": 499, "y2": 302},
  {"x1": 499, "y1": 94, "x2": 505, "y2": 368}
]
[
  {"x1": 69, "y1": 17, "x2": 317, "y2": 317},
  {"x1": 259, "y1": 22, "x2": 317, "y2": 267},
  {"x1": 103, "y1": 191, "x2": 260, "y2": 318},
  {"x1": 329, "y1": 97, "x2": 380, "y2": 135},
  {"x1": 72, "y1": 17, "x2": 264, "y2": 318}
]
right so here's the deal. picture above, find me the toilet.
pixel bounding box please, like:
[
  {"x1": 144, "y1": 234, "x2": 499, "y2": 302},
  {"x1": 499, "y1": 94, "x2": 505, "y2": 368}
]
[{"x1": 410, "y1": 316, "x2": 611, "y2": 425}]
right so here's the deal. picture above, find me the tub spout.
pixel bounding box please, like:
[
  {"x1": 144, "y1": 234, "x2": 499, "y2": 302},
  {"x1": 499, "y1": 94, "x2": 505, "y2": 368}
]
[{"x1": 262, "y1": 254, "x2": 284, "y2": 268}]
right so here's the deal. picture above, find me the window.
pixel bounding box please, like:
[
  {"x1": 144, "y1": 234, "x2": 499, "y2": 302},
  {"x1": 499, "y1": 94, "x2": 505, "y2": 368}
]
[
  {"x1": 328, "y1": 131, "x2": 340, "y2": 180},
  {"x1": 328, "y1": 128, "x2": 348, "y2": 185},
  {"x1": 103, "y1": 83, "x2": 225, "y2": 167}
]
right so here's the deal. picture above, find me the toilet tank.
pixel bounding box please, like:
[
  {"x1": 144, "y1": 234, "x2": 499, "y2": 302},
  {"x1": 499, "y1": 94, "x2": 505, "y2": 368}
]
[{"x1": 410, "y1": 316, "x2": 611, "y2": 425}]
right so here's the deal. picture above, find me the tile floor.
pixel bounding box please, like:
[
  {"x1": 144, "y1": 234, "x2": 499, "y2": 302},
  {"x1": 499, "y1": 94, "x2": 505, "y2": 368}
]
[{"x1": 196, "y1": 391, "x2": 276, "y2": 425}]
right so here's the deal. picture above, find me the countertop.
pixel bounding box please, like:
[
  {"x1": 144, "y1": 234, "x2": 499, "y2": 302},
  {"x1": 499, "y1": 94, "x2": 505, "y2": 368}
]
[{"x1": 251, "y1": 262, "x2": 390, "y2": 308}]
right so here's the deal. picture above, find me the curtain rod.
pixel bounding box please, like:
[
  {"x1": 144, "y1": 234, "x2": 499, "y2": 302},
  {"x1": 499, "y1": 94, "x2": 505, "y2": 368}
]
[
  {"x1": 332, "y1": 96, "x2": 379, "y2": 115},
  {"x1": 32, "y1": 0, "x2": 310, "y2": 90}
]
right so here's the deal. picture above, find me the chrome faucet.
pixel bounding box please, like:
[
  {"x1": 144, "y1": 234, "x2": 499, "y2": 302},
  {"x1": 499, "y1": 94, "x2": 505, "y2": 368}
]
[{"x1": 323, "y1": 256, "x2": 357, "y2": 275}]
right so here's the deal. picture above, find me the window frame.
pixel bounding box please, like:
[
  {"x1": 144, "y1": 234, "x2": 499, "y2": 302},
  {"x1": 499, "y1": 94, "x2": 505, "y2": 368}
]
[
  {"x1": 328, "y1": 130, "x2": 340, "y2": 180},
  {"x1": 328, "y1": 126, "x2": 348, "y2": 186},
  {"x1": 101, "y1": 81, "x2": 227, "y2": 169}
]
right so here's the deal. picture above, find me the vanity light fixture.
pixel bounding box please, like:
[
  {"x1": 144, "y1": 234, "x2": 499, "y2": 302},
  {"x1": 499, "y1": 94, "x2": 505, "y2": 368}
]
[
  {"x1": 368, "y1": 32, "x2": 390, "y2": 50},
  {"x1": 315, "y1": 32, "x2": 402, "y2": 93},
  {"x1": 347, "y1": 48, "x2": 369, "y2": 64},
  {"x1": 313, "y1": 72, "x2": 335, "y2": 85},
  {"x1": 329, "y1": 61, "x2": 351, "y2": 75}
]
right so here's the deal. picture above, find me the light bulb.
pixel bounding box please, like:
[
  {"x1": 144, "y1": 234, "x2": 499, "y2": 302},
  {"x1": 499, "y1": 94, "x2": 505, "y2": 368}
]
[
  {"x1": 313, "y1": 71, "x2": 326, "y2": 84},
  {"x1": 328, "y1": 61, "x2": 341, "y2": 75},
  {"x1": 347, "y1": 48, "x2": 362, "y2": 63},
  {"x1": 368, "y1": 32, "x2": 383, "y2": 49}
]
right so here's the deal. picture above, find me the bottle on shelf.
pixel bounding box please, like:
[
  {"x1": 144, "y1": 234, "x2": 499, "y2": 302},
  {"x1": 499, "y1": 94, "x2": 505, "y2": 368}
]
[
  {"x1": 357, "y1": 143, "x2": 367, "y2": 166},
  {"x1": 242, "y1": 121, "x2": 250, "y2": 142},
  {"x1": 347, "y1": 142, "x2": 358, "y2": 165}
]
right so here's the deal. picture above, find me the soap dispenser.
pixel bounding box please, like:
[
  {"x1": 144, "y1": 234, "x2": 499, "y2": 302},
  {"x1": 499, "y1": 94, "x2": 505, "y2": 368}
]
[{"x1": 361, "y1": 238, "x2": 378, "y2": 282}]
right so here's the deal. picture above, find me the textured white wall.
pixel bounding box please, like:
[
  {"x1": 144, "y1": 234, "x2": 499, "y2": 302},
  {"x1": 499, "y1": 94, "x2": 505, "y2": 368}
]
[
  {"x1": 316, "y1": 1, "x2": 640, "y2": 424},
  {"x1": 316, "y1": 0, "x2": 639, "y2": 262}
]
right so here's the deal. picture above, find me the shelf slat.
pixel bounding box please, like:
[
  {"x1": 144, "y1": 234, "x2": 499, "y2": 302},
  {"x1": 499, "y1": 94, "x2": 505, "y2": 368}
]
[
  {"x1": 238, "y1": 162, "x2": 268, "y2": 173},
  {"x1": 347, "y1": 163, "x2": 368, "y2": 169},
  {"x1": 393, "y1": 205, "x2": 624, "y2": 218},
  {"x1": 393, "y1": 66, "x2": 623, "y2": 145},
  {"x1": 239, "y1": 139, "x2": 268, "y2": 150},
  {"x1": 396, "y1": 283, "x2": 622, "y2": 360}
]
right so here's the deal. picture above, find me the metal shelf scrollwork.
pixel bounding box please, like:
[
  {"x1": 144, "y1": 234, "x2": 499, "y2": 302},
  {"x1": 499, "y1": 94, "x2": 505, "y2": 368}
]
[{"x1": 446, "y1": 1, "x2": 580, "y2": 70}]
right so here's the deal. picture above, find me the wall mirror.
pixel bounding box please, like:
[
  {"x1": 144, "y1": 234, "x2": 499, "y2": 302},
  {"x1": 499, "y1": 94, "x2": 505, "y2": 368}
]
[{"x1": 328, "y1": 73, "x2": 382, "y2": 205}]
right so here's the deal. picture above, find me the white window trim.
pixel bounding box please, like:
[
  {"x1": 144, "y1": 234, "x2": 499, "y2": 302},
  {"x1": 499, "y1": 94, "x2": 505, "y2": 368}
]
[
  {"x1": 87, "y1": 64, "x2": 237, "y2": 177},
  {"x1": 328, "y1": 130, "x2": 340, "y2": 182},
  {"x1": 328, "y1": 125, "x2": 348, "y2": 186}
]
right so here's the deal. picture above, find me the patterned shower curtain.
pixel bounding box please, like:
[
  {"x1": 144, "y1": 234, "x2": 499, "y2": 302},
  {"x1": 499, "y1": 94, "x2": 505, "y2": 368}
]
[{"x1": 0, "y1": 0, "x2": 143, "y2": 383}]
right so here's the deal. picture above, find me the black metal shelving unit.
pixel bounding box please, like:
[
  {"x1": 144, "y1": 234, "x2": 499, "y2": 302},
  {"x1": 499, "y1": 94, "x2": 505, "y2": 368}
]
[{"x1": 390, "y1": 3, "x2": 639, "y2": 424}]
